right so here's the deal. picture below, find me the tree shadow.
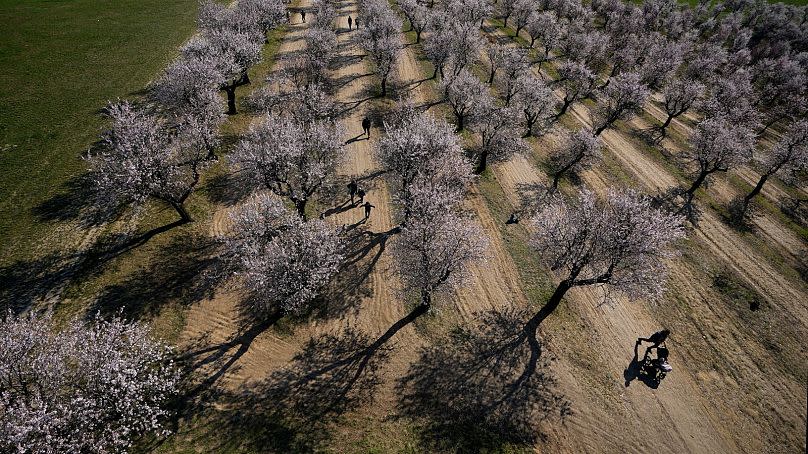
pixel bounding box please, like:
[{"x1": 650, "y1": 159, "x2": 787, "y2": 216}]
[
  {"x1": 397, "y1": 307, "x2": 571, "y2": 451},
  {"x1": 204, "y1": 171, "x2": 255, "y2": 207},
  {"x1": 88, "y1": 232, "x2": 223, "y2": 320},
  {"x1": 202, "y1": 324, "x2": 399, "y2": 452},
  {"x1": 31, "y1": 172, "x2": 124, "y2": 227},
  {"x1": 514, "y1": 182, "x2": 556, "y2": 219},
  {"x1": 330, "y1": 72, "x2": 374, "y2": 89},
  {"x1": 311, "y1": 225, "x2": 399, "y2": 321},
  {"x1": 0, "y1": 218, "x2": 195, "y2": 314}
]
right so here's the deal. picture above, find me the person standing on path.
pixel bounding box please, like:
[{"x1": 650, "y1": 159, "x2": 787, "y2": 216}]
[
  {"x1": 362, "y1": 117, "x2": 371, "y2": 138},
  {"x1": 286, "y1": 10, "x2": 290, "y2": 23},
  {"x1": 363, "y1": 201, "x2": 375, "y2": 220},
  {"x1": 301, "y1": 10, "x2": 306, "y2": 22},
  {"x1": 357, "y1": 188, "x2": 366, "y2": 205},
  {"x1": 348, "y1": 16, "x2": 352, "y2": 30},
  {"x1": 354, "y1": 17, "x2": 359, "y2": 28},
  {"x1": 348, "y1": 179, "x2": 358, "y2": 204}
]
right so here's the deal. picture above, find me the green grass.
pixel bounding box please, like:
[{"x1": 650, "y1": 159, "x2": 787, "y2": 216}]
[{"x1": 0, "y1": 0, "x2": 200, "y2": 263}]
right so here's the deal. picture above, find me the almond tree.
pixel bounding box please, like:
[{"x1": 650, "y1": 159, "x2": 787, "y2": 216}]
[
  {"x1": 303, "y1": 27, "x2": 338, "y2": 85},
  {"x1": 513, "y1": 75, "x2": 558, "y2": 137},
  {"x1": 238, "y1": 0, "x2": 287, "y2": 37},
  {"x1": 442, "y1": 69, "x2": 493, "y2": 132},
  {"x1": 152, "y1": 56, "x2": 223, "y2": 118},
  {"x1": 498, "y1": 49, "x2": 531, "y2": 106},
  {"x1": 229, "y1": 114, "x2": 344, "y2": 220},
  {"x1": 651, "y1": 77, "x2": 705, "y2": 142},
  {"x1": 400, "y1": 0, "x2": 431, "y2": 43},
  {"x1": 511, "y1": 0, "x2": 535, "y2": 37},
  {"x1": 553, "y1": 61, "x2": 597, "y2": 120},
  {"x1": 0, "y1": 312, "x2": 179, "y2": 453},
  {"x1": 222, "y1": 193, "x2": 343, "y2": 316},
  {"x1": 87, "y1": 101, "x2": 212, "y2": 224},
  {"x1": 393, "y1": 212, "x2": 488, "y2": 310},
  {"x1": 445, "y1": 0, "x2": 492, "y2": 27},
  {"x1": 150, "y1": 57, "x2": 225, "y2": 158},
  {"x1": 699, "y1": 69, "x2": 760, "y2": 129},
  {"x1": 676, "y1": 116, "x2": 755, "y2": 217},
  {"x1": 638, "y1": 34, "x2": 686, "y2": 90},
  {"x1": 527, "y1": 189, "x2": 684, "y2": 331},
  {"x1": 248, "y1": 75, "x2": 337, "y2": 121},
  {"x1": 447, "y1": 22, "x2": 485, "y2": 76},
  {"x1": 731, "y1": 120, "x2": 808, "y2": 221},
  {"x1": 359, "y1": 9, "x2": 400, "y2": 96},
  {"x1": 424, "y1": 29, "x2": 453, "y2": 79},
  {"x1": 471, "y1": 104, "x2": 528, "y2": 174},
  {"x1": 530, "y1": 12, "x2": 563, "y2": 69},
  {"x1": 549, "y1": 129, "x2": 602, "y2": 189},
  {"x1": 485, "y1": 43, "x2": 508, "y2": 85},
  {"x1": 591, "y1": 72, "x2": 650, "y2": 136},
  {"x1": 752, "y1": 55, "x2": 808, "y2": 134},
  {"x1": 181, "y1": 28, "x2": 263, "y2": 114},
  {"x1": 376, "y1": 112, "x2": 473, "y2": 222}
]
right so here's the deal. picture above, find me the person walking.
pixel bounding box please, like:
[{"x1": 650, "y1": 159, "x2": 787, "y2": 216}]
[
  {"x1": 362, "y1": 117, "x2": 371, "y2": 138},
  {"x1": 354, "y1": 17, "x2": 359, "y2": 28},
  {"x1": 347, "y1": 179, "x2": 358, "y2": 204},
  {"x1": 357, "y1": 188, "x2": 366, "y2": 204},
  {"x1": 301, "y1": 10, "x2": 306, "y2": 22},
  {"x1": 286, "y1": 10, "x2": 290, "y2": 23},
  {"x1": 363, "y1": 201, "x2": 375, "y2": 220},
  {"x1": 348, "y1": 16, "x2": 352, "y2": 30}
]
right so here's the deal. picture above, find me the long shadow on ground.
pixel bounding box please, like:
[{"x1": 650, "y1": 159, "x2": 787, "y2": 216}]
[{"x1": 397, "y1": 308, "x2": 571, "y2": 451}]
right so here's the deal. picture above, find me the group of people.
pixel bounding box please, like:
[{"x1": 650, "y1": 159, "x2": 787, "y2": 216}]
[{"x1": 348, "y1": 179, "x2": 374, "y2": 220}]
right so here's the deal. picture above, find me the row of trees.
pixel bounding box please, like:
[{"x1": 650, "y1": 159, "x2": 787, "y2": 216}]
[
  {"x1": 4, "y1": 1, "x2": 290, "y2": 452},
  {"x1": 417, "y1": 0, "x2": 808, "y2": 223},
  {"x1": 87, "y1": 0, "x2": 287, "y2": 224},
  {"x1": 222, "y1": 0, "x2": 346, "y2": 319}
]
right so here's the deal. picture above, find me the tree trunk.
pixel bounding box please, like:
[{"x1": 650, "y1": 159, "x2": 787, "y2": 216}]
[
  {"x1": 530, "y1": 36, "x2": 536, "y2": 47},
  {"x1": 523, "y1": 112, "x2": 535, "y2": 137},
  {"x1": 295, "y1": 198, "x2": 308, "y2": 220},
  {"x1": 525, "y1": 279, "x2": 572, "y2": 333},
  {"x1": 416, "y1": 30, "x2": 422, "y2": 43},
  {"x1": 171, "y1": 201, "x2": 193, "y2": 223},
  {"x1": 489, "y1": 67, "x2": 496, "y2": 85},
  {"x1": 678, "y1": 169, "x2": 710, "y2": 213},
  {"x1": 224, "y1": 86, "x2": 237, "y2": 115},
  {"x1": 740, "y1": 173, "x2": 769, "y2": 218},
  {"x1": 594, "y1": 122, "x2": 609, "y2": 136},
  {"x1": 474, "y1": 149, "x2": 489, "y2": 174},
  {"x1": 381, "y1": 76, "x2": 387, "y2": 97},
  {"x1": 554, "y1": 98, "x2": 572, "y2": 120},
  {"x1": 420, "y1": 288, "x2": 432, "y2": 308},
  {"x1": 455, "y1": 113, "x2": 464, "y2": 132}
]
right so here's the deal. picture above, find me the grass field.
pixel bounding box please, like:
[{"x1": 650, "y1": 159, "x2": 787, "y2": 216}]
[{"x1": 0, "y1": 0, "x2": 199, "y2": 264}]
